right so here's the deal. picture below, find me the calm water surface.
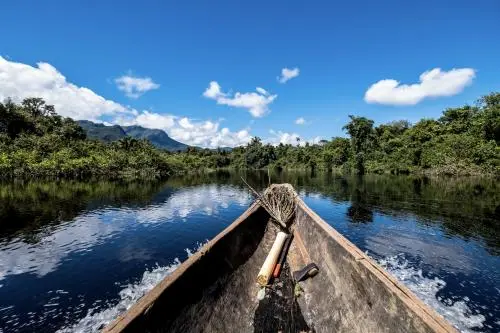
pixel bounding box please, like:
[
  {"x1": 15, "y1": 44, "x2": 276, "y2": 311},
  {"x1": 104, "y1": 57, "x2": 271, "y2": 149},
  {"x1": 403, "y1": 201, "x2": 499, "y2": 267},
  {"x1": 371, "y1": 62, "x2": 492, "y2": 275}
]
[{"x1": 0, "y1": 172, "x2": 498, "y2": 332}]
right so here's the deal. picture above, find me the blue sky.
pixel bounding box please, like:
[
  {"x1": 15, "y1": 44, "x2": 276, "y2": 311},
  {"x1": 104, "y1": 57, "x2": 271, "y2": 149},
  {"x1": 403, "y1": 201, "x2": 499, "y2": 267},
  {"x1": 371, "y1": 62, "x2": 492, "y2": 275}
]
[{"x1": 1, "y1": 0, "x2": 499, "y2": 147}]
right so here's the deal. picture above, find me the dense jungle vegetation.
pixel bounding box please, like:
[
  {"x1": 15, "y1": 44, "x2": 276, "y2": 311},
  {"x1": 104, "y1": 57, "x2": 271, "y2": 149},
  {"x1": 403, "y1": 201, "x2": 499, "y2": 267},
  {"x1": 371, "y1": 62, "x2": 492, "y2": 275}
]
[{"x1": 0, "y1": 93, "x2": 499, "y2": 179}]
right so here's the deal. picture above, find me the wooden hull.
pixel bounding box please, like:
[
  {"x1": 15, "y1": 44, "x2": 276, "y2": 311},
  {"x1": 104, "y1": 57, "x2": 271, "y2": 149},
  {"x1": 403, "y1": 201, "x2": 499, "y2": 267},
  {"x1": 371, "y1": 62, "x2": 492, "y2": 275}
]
[{"x1": 104, "y1": 185, "x2": 457, "y2": 333}]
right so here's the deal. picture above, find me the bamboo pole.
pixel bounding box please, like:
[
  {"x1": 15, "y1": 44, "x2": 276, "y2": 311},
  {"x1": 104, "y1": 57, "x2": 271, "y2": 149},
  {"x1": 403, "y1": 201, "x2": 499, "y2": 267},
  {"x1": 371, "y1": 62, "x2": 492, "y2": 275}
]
[
  {"x1": 273, "y1": 233, "x2": 293, "y2": 278},
  {"x1": 257, "y1": 232, "x2": 288, "y2": 286}
]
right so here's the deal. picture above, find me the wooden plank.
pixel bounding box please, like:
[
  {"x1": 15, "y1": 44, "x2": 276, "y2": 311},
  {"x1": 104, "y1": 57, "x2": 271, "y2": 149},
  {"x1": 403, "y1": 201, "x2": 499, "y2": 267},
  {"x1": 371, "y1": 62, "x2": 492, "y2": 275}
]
[
  {"x1": 294, "y1": 195, "x2": 458, "y2": 333},
  {"x1": 103, "y1": 184, "x2": 458, "y2": 333},
  {"x1": 103, "y1": 201, "x2": 262, "y2": 333}
]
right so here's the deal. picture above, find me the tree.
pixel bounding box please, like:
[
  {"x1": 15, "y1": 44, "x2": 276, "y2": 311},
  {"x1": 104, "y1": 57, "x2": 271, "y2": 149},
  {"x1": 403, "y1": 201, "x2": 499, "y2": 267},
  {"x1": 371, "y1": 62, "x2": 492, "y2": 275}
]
[
  {"x1": 1, "y1": 93, "x2": 499, "y2": 179},
  {"x1": 0, "y1": 99, "x2": 34, "y2": 139},
  {"x1": 321, "y1": 138, "x2": 350, "y2": 170},
  {"x1": 116, "y1": 137, "x2": 141, "y2": 150},
  {"x1": 243, "y1": 137, "x2": 279, "y2": 169},
  {"x1": 375, "y1": 120, "x2": 410, "y2": 139},
  {"x1": 59, "y1": 118, "x2": 87, "y2": 141},
  {"x1": 21, "y1": 98, "x2": 56, "y2": 118},
  {"x1": 439, "y1": 105, "x2": 478, "y2": 134},
  {"x1": 343, "y1": 115, "x2": 374, "y2": 174},
  {"x1": 478, "y1": 92, "x2": 500, "y2": 144}
]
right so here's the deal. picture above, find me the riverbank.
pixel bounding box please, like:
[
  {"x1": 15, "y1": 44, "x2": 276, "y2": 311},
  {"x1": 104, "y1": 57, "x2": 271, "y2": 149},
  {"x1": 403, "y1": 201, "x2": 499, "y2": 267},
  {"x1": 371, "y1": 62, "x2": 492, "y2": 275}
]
[
  {"x1": 1, "y1": 92, "x2": 498, "y2": 180},
  {"x1": 1, "y1": 163, "x2": 498, "y2": 181}
]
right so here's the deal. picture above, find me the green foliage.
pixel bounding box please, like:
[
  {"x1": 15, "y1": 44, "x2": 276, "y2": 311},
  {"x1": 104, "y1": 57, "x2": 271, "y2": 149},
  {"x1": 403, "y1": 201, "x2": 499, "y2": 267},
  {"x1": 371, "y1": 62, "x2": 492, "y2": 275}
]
[
  {"x1": 0, "y1": 98, "x2": 175, "y2": 179},
  {"x1": 1, "y1": 93, "x2": 499, "y2": 179},
  {"x1": 244, "y1": 137, "x2": 276, "y2": 169},
  {"x1": 321, "y1": 138, "x2": 350, "y2": 170},
  {"x1": 477, "y1": 92, "x2": 500, "y2": 144},
  {"x1": 343, "y1": 116, "x2": 375, "y2": 174}
]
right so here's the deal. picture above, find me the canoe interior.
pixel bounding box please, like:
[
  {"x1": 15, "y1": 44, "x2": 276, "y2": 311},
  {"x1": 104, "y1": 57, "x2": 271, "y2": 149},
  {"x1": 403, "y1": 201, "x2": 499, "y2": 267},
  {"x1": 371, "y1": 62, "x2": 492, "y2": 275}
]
[
  {"x1": 293, "y1": 201, "x2": 455, "y2": 333},
  {"x1": 105, "y1": 205, "x2": 308, "y2": 333},
  {"x1": 105, "y1": 193, "x2": 457, "y2": 333}
]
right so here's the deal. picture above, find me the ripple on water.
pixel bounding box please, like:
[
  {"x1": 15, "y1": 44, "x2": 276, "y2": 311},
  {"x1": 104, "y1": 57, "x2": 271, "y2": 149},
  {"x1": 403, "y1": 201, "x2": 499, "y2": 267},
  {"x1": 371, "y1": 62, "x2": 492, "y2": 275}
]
[
  {"x1": 57, "y1": 242, "x2": 206, "y2": 333},
  {"x1": 377, "y1": 254, "x2": 486, "y2": 333}
]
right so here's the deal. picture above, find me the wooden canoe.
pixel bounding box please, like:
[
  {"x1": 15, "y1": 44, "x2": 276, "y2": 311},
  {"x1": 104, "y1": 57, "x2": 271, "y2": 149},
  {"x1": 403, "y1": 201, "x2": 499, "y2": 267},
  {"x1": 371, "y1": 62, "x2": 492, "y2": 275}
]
[{"x1": 103, "y1": 184, "x2": 458, "y2": 333}]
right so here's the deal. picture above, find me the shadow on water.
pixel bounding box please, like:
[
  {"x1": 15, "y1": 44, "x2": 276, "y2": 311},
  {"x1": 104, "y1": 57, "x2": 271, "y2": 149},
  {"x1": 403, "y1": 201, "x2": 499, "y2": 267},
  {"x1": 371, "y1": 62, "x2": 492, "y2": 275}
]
[
  {"x1": 0, "y1": 171, "x2": 265, "y2": 242},
  {"x1": 0, "y1": 180, "x2": 168, "y2": 242},
  {"x1": 0, "y1": 171, "x2": 498, "y2": 332},
  {"x1": 346, "y1": 177, "x2": 374, "y2": 224},
  {"x1": 262, "y1": 171, "x2": 499, "y2": 255},
  {"x1": 0, "y1": 171, "x2": 498, "y2": 253}
]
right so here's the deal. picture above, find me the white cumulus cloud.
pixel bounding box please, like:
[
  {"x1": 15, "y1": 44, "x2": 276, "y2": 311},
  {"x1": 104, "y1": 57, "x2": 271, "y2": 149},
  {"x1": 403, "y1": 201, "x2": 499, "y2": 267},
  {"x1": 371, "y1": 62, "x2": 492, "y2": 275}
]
[
  {"x1": 295, "y1": 117, "x2": 306, "y2": 125},
  {"x1": 0, "y1": 56, "x2": 136, "y2": 121},
  {"x1": 267, "y1": 130, "x2": 321, "y2": 146},
  {"x1": 0, "y1": 56, "x2": 252, "y2": 148},
  {"x1": 115, "y1": 113, "x2": 252, "y2": 148},
  {"x1": 203, "y1": 81, "x2": 277, "y2": 117},
  {"x1": 269, "y1": 130, "x2": 301, "y2": 145},
  {"x1": 115, "y1": 75, "x2": 160, "y2": 98},
  {"x1": 364, "y1": 68, "x2": 476, "y2": 106},
  {"x1": 202, "y1": 81, "x2": 225, "y2": 99},
  {"x1": 277, "y1": 67, "x2": 300, "y2": 83},
  {"x1": 256, "y1": 87, "x2": 269, "y2": 95}
]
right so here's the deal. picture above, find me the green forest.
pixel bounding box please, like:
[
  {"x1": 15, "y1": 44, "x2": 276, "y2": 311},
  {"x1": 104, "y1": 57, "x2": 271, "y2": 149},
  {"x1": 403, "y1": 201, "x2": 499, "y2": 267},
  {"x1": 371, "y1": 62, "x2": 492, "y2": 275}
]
[{"x1": 1, "y1": 93, "x2": 499, "y2": 179}]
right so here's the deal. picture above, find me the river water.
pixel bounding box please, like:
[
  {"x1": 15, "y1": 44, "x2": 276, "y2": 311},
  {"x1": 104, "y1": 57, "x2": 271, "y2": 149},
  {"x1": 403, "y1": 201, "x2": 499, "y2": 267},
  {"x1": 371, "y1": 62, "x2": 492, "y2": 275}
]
[{"x1": 0, "y1": 171, "x2": 498, "y2": 332}]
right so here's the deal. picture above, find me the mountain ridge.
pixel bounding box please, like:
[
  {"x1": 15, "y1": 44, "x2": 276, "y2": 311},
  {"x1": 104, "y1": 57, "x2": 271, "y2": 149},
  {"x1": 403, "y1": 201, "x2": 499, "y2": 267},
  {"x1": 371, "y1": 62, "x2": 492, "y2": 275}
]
[{"x1": 77, "y1": 120, "x2": 189, "y2": 151}]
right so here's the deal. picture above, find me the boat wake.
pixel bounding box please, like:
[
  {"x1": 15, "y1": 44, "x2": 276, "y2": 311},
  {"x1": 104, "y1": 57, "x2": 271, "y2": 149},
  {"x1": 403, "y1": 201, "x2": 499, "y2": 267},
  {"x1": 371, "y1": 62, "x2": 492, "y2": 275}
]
[
  {"x1": 57, "y1": 242, "x2": 206, "y2": 333},
  {"x1": 377, "y1": 254, "x2": 486, "y2": 333},
  {"x1": 58, "y1": 247, "x2": 486, "y2": 333},
  {"x1": 57, "y1": 261, "x2": 180, "y2": 333}
]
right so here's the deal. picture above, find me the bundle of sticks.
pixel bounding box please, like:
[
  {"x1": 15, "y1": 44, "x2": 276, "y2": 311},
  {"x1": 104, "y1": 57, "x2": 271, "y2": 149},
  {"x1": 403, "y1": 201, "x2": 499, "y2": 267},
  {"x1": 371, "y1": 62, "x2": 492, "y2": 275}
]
[
  {"x1": 240, "y1": 181, "x2": 298, "y2": 286},
  {"x1": 241, "y1": 180, "x2": 296, "y2": 229}
]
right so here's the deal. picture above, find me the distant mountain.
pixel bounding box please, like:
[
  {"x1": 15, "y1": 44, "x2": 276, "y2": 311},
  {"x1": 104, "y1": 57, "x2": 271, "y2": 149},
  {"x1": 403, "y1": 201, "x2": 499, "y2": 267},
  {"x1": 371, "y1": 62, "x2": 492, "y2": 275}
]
[
  {"x1": 77, "y1": 120, "x2": 189, "y2": 151},
  {"x1": 78, "y1": 120, "x2": 127, "y2": 142},
  {"x1": 122, "y1": 125, "x2": 188, "y2": 151}
]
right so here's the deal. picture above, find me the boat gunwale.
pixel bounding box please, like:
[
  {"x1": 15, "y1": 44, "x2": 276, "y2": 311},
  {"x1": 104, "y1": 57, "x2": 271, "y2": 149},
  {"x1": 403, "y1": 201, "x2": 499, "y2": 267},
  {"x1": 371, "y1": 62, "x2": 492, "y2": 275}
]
[
  {"x1": 103, "y1": 185, "x2": 458, "y2": 333},
  {"x1": 103, "y1": 201, "x2": 262, "y2": 333},
  {"x1": 295, "y1": 197, "x2": 458, "y2": 333}
]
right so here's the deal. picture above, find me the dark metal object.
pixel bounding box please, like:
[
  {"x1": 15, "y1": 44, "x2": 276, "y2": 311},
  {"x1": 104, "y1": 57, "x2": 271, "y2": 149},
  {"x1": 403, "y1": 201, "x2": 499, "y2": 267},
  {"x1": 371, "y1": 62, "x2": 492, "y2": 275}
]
[
  {"x1": 103, "y1": 184, "x2": 458, "y2": 333},
  {"x1": 293, "y1": 263, "x2": 319, "y2": 282}
]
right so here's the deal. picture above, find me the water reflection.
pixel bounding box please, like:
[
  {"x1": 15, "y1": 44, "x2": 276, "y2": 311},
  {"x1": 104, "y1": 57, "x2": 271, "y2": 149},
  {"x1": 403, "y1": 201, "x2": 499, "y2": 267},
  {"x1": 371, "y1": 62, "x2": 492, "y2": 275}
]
[
  {"x1": 364, "y1": 229, "x2": 475, "y2": 274},
  {"x1": 134, "y1": 185, "x2": 250, "y2": 223},
  {"x1": 0, "y1": 213, "x2": 118, "y2": 280},
  {"x1": 0, "y1": 183, "x2": 251, "y2": 282},
  {"x1": 0, "y1": 181, "x2": 251, "y2": 332},
  {"x1": 347, "y1": 187, "x2": 374, "y2": 223},
  {"x1": 264, "y1": 171, "x2": 499, "y2": 254},
  {"x1": 0, "y1": 181, "x2": 167, "y2": 242},
  {"x1": 0, "y1": 172, "x2": 498, "y2": 332}
]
